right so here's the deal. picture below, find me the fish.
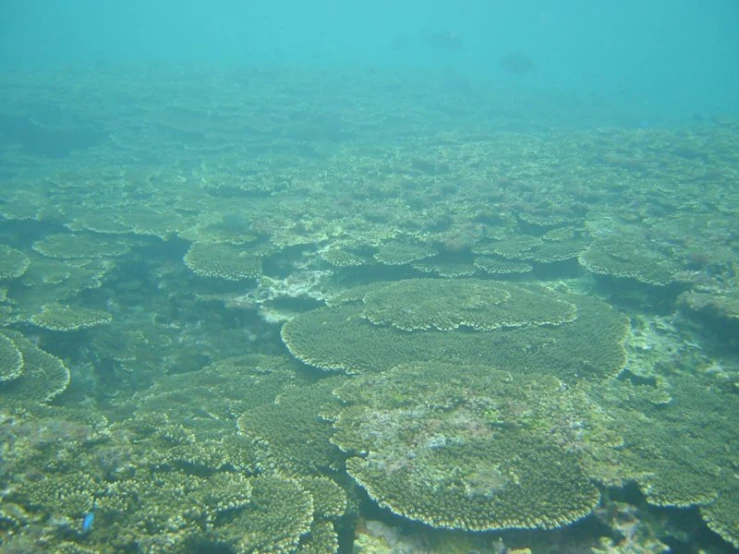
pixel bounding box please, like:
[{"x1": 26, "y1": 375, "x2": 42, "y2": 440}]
[
  {"x1": 82, "y1": 511, "x2": 95, "y2": 533},
  {"x1": 498, "y1": 52, "x2": 536, "y2": 74},
  {"x1": 81, "y1": 498, "x2": 96, "y2": 533},
  {"x1": 427, "y1": 31, "x2": 463, "y2": 51},
  {"x1": 391, "y1": 33, "x2": 408, "y2": 50}
]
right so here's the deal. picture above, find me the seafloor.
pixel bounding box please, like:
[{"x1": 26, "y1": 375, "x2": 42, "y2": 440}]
[{"x1": 0, "y1": 65, "x2": 737, "y2": 554}]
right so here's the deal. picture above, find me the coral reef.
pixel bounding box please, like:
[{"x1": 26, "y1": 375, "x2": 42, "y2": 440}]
[
  {"x1": 281, "y1": 283, "x2": 628, "y2": 382},
  {"x1": 32, "y1": 233, "x2": 132, "y2": 259},
  {"x1": 29, "y1": 303, "x2": 112, "y2": 331},
  {"x1": 184, "y1": 241, "x2": 263, "y2": 280},
  {"x1": 0, "y1": 64, "x2": 737, "y2": 552},
  {"x1": 0, "y1": 244, "x2": 30, "y2": 280},
  {"x1": 0, "y1": 330, "x2": 70, "y2": 404},
  {"x1": 328, "y1": 361, "x2": 601, "y2": 530},
  {"x1": 361, "y1": 279, "x2": 575, "y2": 331}
]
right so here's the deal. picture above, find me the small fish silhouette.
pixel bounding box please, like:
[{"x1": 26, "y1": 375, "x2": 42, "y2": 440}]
[
  {"x1": 498, "y1": 52, "x2": 536, "y2": 74},
  {"x1": 82, "y1": 498, "x2": 96, "y2": 533},
  {"x1": 427, "y1": 31, "x2": 463, "y2": 51}
]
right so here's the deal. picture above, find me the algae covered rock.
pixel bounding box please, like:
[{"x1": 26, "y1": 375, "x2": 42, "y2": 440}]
[{"x1": 678, "y1": 289, "x2": 739, "y2": 322}]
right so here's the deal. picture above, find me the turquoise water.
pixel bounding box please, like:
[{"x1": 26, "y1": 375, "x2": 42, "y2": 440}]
[{"x1": 0, "y1": 3, "x2": 737, "y2": 553}]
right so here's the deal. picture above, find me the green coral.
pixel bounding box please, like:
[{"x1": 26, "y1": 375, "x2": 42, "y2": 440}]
[
  {"x1": 52, "y1": 542, "x2": 102, "y2": 554},
  {"x1": 99, "y1": 470, "x2": 252, "y2": 552},
  {"x1": 542, "y1": 227, "x2": 581, "y2": 241},
  {"x1": 701, "y1": 482, "x2": 739, "y2": 548},
  {"x1": 0, "y1": 189, "x2": 44, "y2": 220},
  {"x1": 0, "y1": 401, "x2": 325, "y2": 553},
  {"x1": 148, "y1": 433, "x2": 267, "y2": 474},
  {"x1": 319, "y1": 243, "x2": 375, "y2": 267},
  {"x1": 135, "y1": 353, "x2": 303, "y2": 425},
  {"x1": 488, "y1": 235, "x2": 543, "y2": 260},
  {"x1": 0, "y1": 332, "x2": 23, "y2": 382},
  {"x1": 473, "y1": 256, "x2": 532, "y2": 275},
  {"x1": 578, "y1": 237, "x2": 685, "y2": 286},
  {"x1": 361, "y1": 280, "x2": 575, "y2": 331},
  {"x1": 14, "y1": 255, "x2": 110, "y2": 317},
  {"x1": 586, "y1": 373, "x2": 739, "y2": 546},
  {"x1": 328, "y1": 362, "x2": 600, "y2": 530},
  {"x1": 297, "y1": 520, "x2": 340, "y2": 554},
  {"x1": 361, "y1": 278, "x2": 510, "y2": 330},
  {"x1": 66, "y1": 213, "x2": 133, "y2": 234},
  {"x1": 115, "y1": 205, "x2": 190, "y2": 239},
  {"x1": 0, "y1": 501, "x2": 29, "y2": 529},
  {"x1": 411, "y1": 259, "x2": 478, "y2": 277},
  {"x1": 519, "y1": 211, "x2": 579, "y2": 229},
  {"x1": 325, "y1": 282, "x2": 387, "y2": 306},
  {"x1": 115, "y1": 412, "x2": 267, "y2": 474},
  {"x1": 32, "y1": 233, "x2": 132, "y2": 259},
  {"x1": 179, "y1": 213, "x2": 260, "y2": 245},
  {"x1": 30, "y1": 303, "x2": 112, "y2": 331},
  {"x1": 15, "y1": 471, "x2": 99, "y2": 527},
  {"x1": 282, "y1": 286, "x2": 627, "y2": 382},
  {"x1": 297, "y1": 476, "x2": 348, "y2": 520},
  {"x1": 0, "y1": 303, "x2": 16, "y2": 327},
  {"x1": 0, "y1": 331, "x2": 70, "y2": 403},
  {"x1": 523, "y1": 236, "x2": 590, "y2": 263},
  {"x1": 373, "y1": 241, "x2": 437, "y2": 265},
  {"x1": 0, "y1": 244, "x2": 31, "y2": 279},
  {"x1": 1, "y1": 407, "x2": 109, "y2": 540},
  {"x1": 484, "y1": 233, "x2": 588, "y2": 263},
  {"x1": 237, "y1": 375, "x2": 348, "y2": 474},
  {"x1": 218, "y1": 475, "x2": 314, "y2": 554},
  {"x1": 184, "y1": 241, "x2": 262, "y2": 280}
]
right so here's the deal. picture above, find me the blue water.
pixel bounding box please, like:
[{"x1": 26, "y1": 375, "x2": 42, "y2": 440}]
[{"x1": 1, "y1": 0, "x2": 738, "y2": 121}]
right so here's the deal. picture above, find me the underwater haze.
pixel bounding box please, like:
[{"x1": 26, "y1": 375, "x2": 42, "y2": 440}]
[
  {"x1": 1, "y1": 1, "x2": 738, "y2": 554},
  {"x1": 2, "y1": 0, "x2": 739, "y2": 120}
]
